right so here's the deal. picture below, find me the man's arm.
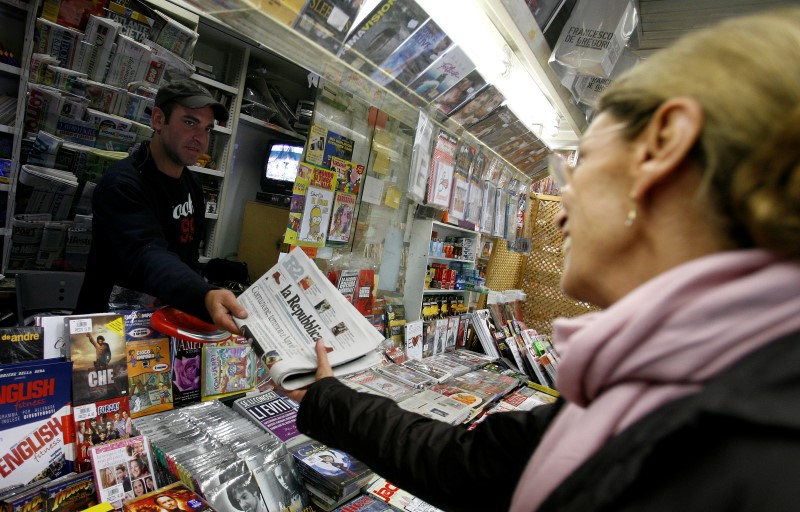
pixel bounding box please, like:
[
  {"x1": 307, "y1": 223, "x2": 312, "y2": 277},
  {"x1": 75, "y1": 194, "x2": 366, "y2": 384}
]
[{"x1": 86, "y1": 333, "x2": 98, "y2": 349}]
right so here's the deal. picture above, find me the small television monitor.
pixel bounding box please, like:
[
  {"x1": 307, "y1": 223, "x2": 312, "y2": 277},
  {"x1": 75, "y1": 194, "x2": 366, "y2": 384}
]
[{"x1": 261, "y1": 141, "x2": 305, "y2": 195}]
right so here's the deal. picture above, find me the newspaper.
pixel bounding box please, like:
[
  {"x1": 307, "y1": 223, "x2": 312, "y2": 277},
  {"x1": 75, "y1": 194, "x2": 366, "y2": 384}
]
[{"x1": 234, "y1": 247, "x2": 384, "y2": 390}]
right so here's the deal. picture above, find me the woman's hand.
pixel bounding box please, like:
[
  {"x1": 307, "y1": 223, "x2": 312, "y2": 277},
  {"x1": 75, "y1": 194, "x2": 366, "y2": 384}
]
[{"x1": 280, "y1": 339, "x2": 334, "y2": 403}]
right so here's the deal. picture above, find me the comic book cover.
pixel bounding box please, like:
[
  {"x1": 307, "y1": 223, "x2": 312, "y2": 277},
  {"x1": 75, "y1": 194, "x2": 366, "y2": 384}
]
[
  {"x1": 0, "y1": 359, "x2": 73, "y2": 488},
  {"x1": 170, "y1": 337, "x2": 201, "y2": 407},
  {"x1": 126, "y1": 337, "x2": 172, "y2": 418},
  {"x1": 65, "y1": 313, "x2": 127, "y2": 405},
  {"x1": 404, "y1": 46, "x2": 475, "y2": 103},
  {"x1": 426, "y1": 129, "x2": 457, "y2": 208},
  {"x1": 298, "y1": 164, "x2": 337, "y2": 247},
  {"x1": 0, "y1": 326, "x2": 45, "y2": 363},
  {"x1": 432, "y1": 69, "x2": 487, "y2": 115},
  {"x1": 322, "y1": 131, "x2": 354, "y2": 170},
  {"x1": 284, "y1": 162, "x2": 314, "y2": 246},
  {"x1": 45, "y1": 471, "x2": 97, "y2": 512},
  {"x1": 370, "y1": 18, "x2": 451, "y2": 87},
  {"x1": 327, "y1": 191, "x2": 356, "y2": 243},
  {"x1": 200, "y1": 344, "x2": 257, "y2": 400},
  {"x1": 72, "y1": 396, "x2": 136, "y2": 473},
  {"x1": 339, "y1": 0, "x2": 428, "y2": 71},
  {"x1": 88, "y1": 435, "x2": 155, "y2": 508},
  {"x1": 293, "y1": 0, "x2": 362, "y2": 54}
]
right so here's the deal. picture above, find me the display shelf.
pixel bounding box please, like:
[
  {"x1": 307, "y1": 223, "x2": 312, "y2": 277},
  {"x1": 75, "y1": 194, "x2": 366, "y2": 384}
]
[
  {"x1": 205, "y1": 212, "x2": 218, "y2": 220},
  {"x1": 0, "y1": 124, "x2": 14, "y2": 134},
  {"x1": 238, "y1": 113, "x2": 305, "y2": 140},
  {"x1": 212, "y1": 124, "x2": 232, "y2": 135},
  {"x1": 0, "y1": 0, "x2": 28, "y2": 8},
  {"x1": 0, "y1": 184, "x2": 9, "y2": 192},
  {"x1": 189, "y1": 72, "x2": 238, "y2": 95},
  {"x1": 0, "y1": 63, "x2": 22, "y2": 76},
  {"x1": 188, "y1": 165, "x2": 225, "y2": 177},
  {"x1": 405, "y1": 218, "x2": 481, "y2": 322}
]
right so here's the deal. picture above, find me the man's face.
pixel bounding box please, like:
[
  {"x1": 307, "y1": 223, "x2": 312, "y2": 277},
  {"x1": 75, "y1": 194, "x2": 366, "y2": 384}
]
[
  {"x1": 156, "y1": 496, "x2": 177, "y2": 509},
  {"x1": 152, "y1": 103, "x2": 215, "y2": 168},
  {"x1": 116, "y1": 468, "x2": 126, "y2": 481},
  {"x1": 233, "y1": 488, "x2": 258, "y2": 512}
]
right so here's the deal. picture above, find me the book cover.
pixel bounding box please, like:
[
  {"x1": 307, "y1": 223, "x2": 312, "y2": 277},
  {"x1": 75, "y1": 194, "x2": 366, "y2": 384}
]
[
  {"x1": 65, "y1": 313, "x2": 127, "y2": 405},
  {"x1": 44, "y1": 471, "x2": 97, "y2": 512},
  {"x1": 0, "y1": 359, "x2": 73, "y2": 489},
  {"x1": 170, "y1": 337, "x2": 202, "y2": 407},
  {"x1": 200, "y1": 344, "x2": 257, "y2": 400},
  {"x1": 88, "y1": 435, "x2": 155, "y2": 508},
  {"x1": 122, "y1": 481, "x2": 214, "y2": 512},
  {"x1": 72, "y1": 396, "x2": 136, "y2": 473},
  {"x1": 0, "y1": 326, "x2": 45, "y2": 363},
  {"x1": 327, "y1": 191, "x2": 356, "y2": 243},
  {"x1": 232, "y1": 390, "x2": 303, "y2": 446},
  {"x1": 352, "y1": 270, "x2": 375, "y2": 317},
  {"x1": 288, "y1": 439, "x2": 373, "y2": 499},
  {"x1": 339, "y1": 0, "x2": 428, "y2": 70},
  {"x1": 426, "y1": 130, "x2": 457, "y2": 208},
  {"x1": 126, "y1": 337, "x2": 173, "y2": 418}
]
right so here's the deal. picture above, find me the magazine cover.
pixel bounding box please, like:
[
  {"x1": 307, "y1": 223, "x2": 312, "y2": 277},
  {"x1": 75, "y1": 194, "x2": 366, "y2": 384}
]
[
  {"x1": 339, "y1": 0, "x2": 428, "y2": 70},
  {"x1": 88, "y1": 435, "x2": 155, "y2": 508},
  {"x1": 232, "y1": 390, "x2": 304, "y2": 446},
  {"x1": 122, "y1": 481, "x2": 213, "y2": 512},
  {"x1": 0, "y1": 359, "x2": 73, "y2": 488},
  {"x1": 0, "y1": 326, "x2": 45, "y2": 362},
  {"x1": 448, "y1": 85, "x2": 505, "y2": 128},
  {"x1": 170, "y1": 337, "x2": 202, "y2": 407},
  {"x1": 45, "y1": 471, "x2": 98, "y2": 512},
  {"x1": 365, "y1": 478, "x2": 443, "y2": 512},
  {"x1": 322, "y1": 131, "x2": 355, "y2": 170},
  {"x1": 292, "y1": 0, "x2": 361, "y2": 54},
  {"x1": 126, "y1": 337, "x2": 173, "y2": 418},
  {"x1": 403, "y1": 319, "x2": 424, "y2": 360},
  {"x1": 73, "y1": 396, "x2": 136, "y2": 473},
  {"x1": 201, "y1": 344, "x2": 257, "y2": 400},
  {"x1": 327, "y1": 191, "x2": 356, "y2": 243},
  {"x1": 66, "y1": 313, "x2": 127, "y2": 405}
]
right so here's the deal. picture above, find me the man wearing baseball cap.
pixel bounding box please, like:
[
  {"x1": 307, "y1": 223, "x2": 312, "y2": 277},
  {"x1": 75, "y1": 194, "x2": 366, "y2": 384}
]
[{"x1": 76, "y1": 79, "x2": 247, "y2": 333}]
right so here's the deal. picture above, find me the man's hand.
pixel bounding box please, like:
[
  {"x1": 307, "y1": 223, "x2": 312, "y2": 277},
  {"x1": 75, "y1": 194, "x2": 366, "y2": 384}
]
[
  {"x1": 280, "y1": 339, "x2": 334, "y2": 403},
  {"x1": 205, "y1": 289, "x2": 248, "y2": 334}
]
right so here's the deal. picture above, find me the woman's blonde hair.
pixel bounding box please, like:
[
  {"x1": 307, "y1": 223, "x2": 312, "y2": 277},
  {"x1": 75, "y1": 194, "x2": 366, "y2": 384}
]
[{"x1": 598, "y1": 8, "x2": 800, "y2": 258}]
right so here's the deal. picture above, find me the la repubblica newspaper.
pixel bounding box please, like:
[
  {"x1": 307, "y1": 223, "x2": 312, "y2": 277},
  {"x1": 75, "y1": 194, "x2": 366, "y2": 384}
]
[{"x1": 235, "y1": 247, "x2": 384, "y2": 390}]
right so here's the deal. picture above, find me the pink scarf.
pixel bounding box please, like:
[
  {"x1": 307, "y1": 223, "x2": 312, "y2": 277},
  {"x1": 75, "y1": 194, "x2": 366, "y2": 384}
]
[{"x1": 510, "y1": 250, "x2": 800, "y2": 511}]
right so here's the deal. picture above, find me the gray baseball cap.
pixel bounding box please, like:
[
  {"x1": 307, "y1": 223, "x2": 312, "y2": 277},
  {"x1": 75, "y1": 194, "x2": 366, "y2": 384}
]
[{"x1": 154, "y1": 79, "x2": 229, "y2": 123}]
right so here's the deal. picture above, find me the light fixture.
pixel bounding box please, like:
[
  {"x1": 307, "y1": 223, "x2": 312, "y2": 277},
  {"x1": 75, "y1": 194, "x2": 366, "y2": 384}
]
[{"x1": 414, "y1": 0, "x2": 560, "y2": 142}]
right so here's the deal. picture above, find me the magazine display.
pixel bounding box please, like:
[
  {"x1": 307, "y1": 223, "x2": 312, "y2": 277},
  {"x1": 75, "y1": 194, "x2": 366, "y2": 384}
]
[{"x1": 234, "y1": 247, "x2": 384, "y2": 390}]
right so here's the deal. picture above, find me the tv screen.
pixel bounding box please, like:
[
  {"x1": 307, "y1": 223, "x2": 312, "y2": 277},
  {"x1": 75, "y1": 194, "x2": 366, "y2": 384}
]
[{"x1": 262, "y1": 142, "x2": 304, "y2": 194}]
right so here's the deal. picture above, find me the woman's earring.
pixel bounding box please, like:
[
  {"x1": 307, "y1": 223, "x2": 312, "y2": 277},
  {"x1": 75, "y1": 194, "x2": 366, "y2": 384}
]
[{"x1": 624, "y1": 204, "x2": 637, "y2": 227}]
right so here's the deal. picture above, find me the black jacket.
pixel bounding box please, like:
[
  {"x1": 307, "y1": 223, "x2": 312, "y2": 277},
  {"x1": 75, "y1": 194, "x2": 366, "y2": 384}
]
[
  {"x1": 76, "y1": 142, "x2": 214, "y2": 320},
  {"x1": 296, "y1": 331, "x2": 800, "y2": 511}
]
